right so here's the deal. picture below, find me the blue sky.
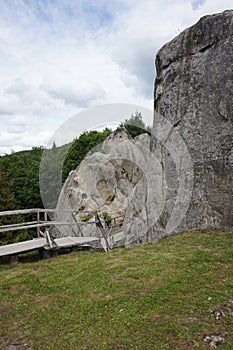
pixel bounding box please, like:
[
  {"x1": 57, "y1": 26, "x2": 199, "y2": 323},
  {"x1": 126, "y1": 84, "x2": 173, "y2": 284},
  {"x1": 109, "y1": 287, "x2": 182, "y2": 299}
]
[{"x1": 0, "y1": 0, "x2": 232, "y2": 153}]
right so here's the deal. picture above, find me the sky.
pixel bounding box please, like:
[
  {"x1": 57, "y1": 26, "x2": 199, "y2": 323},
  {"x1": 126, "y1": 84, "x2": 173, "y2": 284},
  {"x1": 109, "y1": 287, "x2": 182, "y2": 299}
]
[{"x1": 0, "y1": 0, "x2": 232, "y2": 154}]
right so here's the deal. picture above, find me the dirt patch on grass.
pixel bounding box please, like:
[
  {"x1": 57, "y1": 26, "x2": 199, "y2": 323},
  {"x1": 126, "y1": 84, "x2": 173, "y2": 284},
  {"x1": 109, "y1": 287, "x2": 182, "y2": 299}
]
[
  {"x1": 168, "y1": 338, "x2": 200, "y2": 349},
  {"x1": 106, "y1": 258, "x2": 125, "y2": 270},
  {"x1": 152, "y1": 314, "x2": 172, "y2": 322},
  {"x1": 108, "y1": 344, "x2": 127, "y2": 350},
  {"x1": 147, "y1": 275, "x2": 167, "y2": 286},
  {"x1": 187, "y1": 245, "x2": 203, "y2": 249},
  {"x1": 125, "y1": 288, "x2": 152, "y2": 298},
  {"x1": 0, "y1": 337, "x2": 32, "y2": 350}
]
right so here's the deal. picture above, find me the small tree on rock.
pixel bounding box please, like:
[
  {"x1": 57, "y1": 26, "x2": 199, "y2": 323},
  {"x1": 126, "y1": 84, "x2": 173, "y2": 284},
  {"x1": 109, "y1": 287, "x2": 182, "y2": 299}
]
[{"x1": 120, "y1": 111, "x2": 152, "y2": 138}]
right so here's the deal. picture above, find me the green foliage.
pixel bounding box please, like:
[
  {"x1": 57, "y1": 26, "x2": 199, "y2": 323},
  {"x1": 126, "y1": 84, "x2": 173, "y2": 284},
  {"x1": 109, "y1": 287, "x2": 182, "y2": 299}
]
[
  {"x1": 62, "y1": 128, "x2": 111, "y2": 182},
  {"x1": 79, "y1": 214, "x2": 94, "y2": 222},
  {"x1": 0, "y1": 230, "x2": 232, "y2": 349},
  {"x1": 102, "y1": 211, "x2": 112, "y2": 227},
  {"x1": 0, "y1": 147, "x2": 47, "y2": 243},
  {"x1": 120, "y1": 111, "x2": 152, "y2": 138},
  {"x1": 0, "y1": 164, "x2": 15, "y2": 211},
  {"x1": 0, "y1": 147, "x2": 44, "y2": 209},
  {"x1": 0, "y1": 127, "x2": 112, "y2": 229},
  {"x1": 0, "y1": 164, "x2": 28, "y2": 245},
  {"x1": 0, "y1": 144, "x2": 69, "y2": 212}
]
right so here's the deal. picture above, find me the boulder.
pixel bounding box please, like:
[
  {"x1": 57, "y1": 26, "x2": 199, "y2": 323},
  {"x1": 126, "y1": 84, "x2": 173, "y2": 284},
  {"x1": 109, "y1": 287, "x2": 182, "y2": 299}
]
[{"x1": 54, "y1": 128, "x2": 151, "y2": 244}]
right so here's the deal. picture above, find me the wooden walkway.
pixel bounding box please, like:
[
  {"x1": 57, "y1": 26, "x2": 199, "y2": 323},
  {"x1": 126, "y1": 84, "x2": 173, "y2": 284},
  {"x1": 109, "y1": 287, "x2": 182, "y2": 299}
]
[
  {"x1": 52, "y1": 236, "x2": 99, "y2": 249},
  {"x1": 0, "y1": 238, "x2": 46, "y2": 257},
  {"x1": 0, "y1": 237, "x2": 100, "y2": 257},
  {"x1": 0, "y1": 236, "x2": 100, "y2": 263},
  {"x1": 0, "y1": 208, "x2": 124, "y2": 262}
]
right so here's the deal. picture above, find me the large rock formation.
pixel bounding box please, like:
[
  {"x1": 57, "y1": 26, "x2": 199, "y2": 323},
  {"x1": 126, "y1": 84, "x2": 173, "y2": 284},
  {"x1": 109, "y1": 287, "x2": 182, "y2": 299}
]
[
  {"x1": 55, "y1": 11, "x2": 232, "y2": 248},
  {"x1": 148, "y1": 10, "x2": 233, "y2": 240},
  {"x1": 55, "y1": 128, "x2": 151, "y2": 246}
]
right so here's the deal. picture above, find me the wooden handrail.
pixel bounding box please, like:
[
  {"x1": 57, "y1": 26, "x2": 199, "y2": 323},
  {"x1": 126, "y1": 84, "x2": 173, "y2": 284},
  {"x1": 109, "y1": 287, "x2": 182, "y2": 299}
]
[
  {"x1": 0, "y1": 220, "x2": 103, "y2": 233},
  {"x1": 0, "y1": 208, "x2": 98, "y2": 216},
  {"x1": 0, "y1": 209, "x2": 124, "y2": 251}
]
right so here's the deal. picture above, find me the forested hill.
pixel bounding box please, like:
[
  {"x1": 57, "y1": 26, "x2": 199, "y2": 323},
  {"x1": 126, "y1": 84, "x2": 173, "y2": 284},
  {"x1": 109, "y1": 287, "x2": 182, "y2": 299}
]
[{"x1": 0, "y1": 129, "x2": 112, "y2": 212}]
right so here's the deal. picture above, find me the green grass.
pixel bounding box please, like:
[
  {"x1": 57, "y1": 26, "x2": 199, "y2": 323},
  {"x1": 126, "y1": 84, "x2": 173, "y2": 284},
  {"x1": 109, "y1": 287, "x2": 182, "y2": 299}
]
[{"x1": 0, "y1": 229, "x2": 232, "y2": 349}]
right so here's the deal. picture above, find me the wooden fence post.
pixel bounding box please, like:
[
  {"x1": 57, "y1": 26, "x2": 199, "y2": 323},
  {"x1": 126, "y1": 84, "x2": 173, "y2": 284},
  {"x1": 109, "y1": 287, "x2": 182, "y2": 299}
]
[{"x1": 37, "y1": 210, "x2": 40, "y2": 238}]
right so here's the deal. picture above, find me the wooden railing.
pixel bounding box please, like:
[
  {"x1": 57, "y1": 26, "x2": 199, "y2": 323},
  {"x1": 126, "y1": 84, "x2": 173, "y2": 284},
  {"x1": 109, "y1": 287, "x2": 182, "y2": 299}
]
[
  {"x1": 1, "y1": 209, "x2": 76, "y2": 237},
  {"x1": 0, "y1": 209, "x2": 124, "y2": 251}
]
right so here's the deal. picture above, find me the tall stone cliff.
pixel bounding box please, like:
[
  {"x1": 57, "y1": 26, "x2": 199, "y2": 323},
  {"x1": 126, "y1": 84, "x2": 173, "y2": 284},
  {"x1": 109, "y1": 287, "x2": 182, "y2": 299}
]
[{"x1": 150, "y1": 10, "x2": 233, "y2": 240}]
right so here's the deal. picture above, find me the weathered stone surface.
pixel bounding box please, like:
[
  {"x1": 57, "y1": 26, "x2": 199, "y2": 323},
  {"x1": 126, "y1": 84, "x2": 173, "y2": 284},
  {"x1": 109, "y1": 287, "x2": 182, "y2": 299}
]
[
  {"x1": 55, "y1": 128, "x2": 150, "y2": 242},
  {"x1": 149, "y1": 10, "x2": 233, "y2": 241}
]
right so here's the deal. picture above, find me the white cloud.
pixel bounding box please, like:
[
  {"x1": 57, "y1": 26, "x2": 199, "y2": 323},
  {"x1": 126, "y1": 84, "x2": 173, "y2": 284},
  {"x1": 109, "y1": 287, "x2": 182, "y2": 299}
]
[
  {"x1": 0, "y1": 129, "x2": 54, "y2": 154},
  {"x1": 0, "y1": 0, "x2": 232, "y2": 154}
]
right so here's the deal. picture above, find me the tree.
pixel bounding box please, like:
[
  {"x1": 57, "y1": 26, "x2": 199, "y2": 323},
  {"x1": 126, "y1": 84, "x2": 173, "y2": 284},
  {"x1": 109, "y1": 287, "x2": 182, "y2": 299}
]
[
  {"x1": 0, "y1": 147, "x2": 44, "y2": 209},
  {"x1": 0, "y1": 147, "x2": 45, "y2": 241},
  {"x1": 0, "y1": 165, "x2": 28, "y2": 245},
  {"x1": 120, "y1": 111, "x2": 152, "y2": 138},
  {"x1": 0, "y1": 164, "x2": 16, "y2": 211}
]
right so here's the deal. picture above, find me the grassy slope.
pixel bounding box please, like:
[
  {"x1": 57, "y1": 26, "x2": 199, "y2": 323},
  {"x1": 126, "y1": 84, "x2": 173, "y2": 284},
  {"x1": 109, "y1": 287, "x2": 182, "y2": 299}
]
[{"x1": 0, "y1": 230, "x2": 232, "y2": 350}]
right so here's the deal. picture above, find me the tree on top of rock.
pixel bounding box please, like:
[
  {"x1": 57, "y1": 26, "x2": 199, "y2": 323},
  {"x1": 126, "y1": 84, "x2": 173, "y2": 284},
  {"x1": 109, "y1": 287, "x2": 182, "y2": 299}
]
[{"x1": 120, "y1": 111, "x2": 152, "y2": 138}]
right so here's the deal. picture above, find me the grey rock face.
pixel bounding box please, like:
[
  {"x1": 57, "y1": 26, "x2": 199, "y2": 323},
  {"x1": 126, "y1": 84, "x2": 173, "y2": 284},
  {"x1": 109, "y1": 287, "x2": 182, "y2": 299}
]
[
  {"x1": 55, "y1": 128, "x2": 151, "y2": 242},
  {"x1": 150, "y1": 10, "x2": 233, "y2": 240}
]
